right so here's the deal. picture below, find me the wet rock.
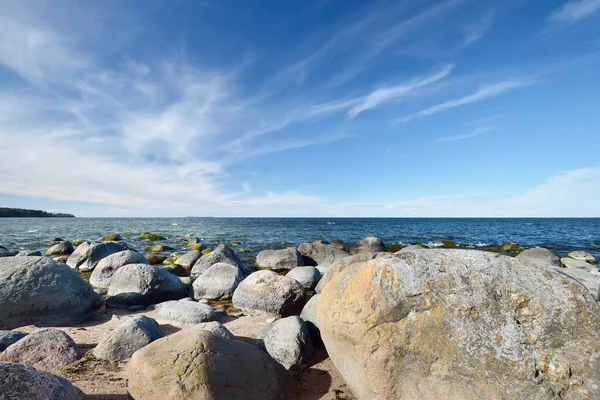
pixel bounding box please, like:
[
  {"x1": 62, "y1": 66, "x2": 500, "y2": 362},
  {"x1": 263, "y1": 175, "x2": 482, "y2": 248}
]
[
  {"x1": 140, "y1": 232, "x2": 166, "y2": 241},
  {"x1": 106, "y1": 264, "x2": 188, "y2": 308},
  {"x1": 102, "y1": 233, "x2": 123, "y2": 241},
  {"x1": 89, "y1": 249, "x2": 149, "y2": 288},
  {"x1": 500, "y1": 241, "x2": 519, "y2": 252},
  {"x1": 192, "y1": 262, "x2": 244, "y2": 300},
  {"x1": 46, "y1": 241, "x2": 75, "y2": 256},
  {"x1": 127, "y1": 328, "x2": 299, "y2": 400},
  {"x1": 144, "y1": 244, "x2": 175, "y2": 253},
  {"x1": 256, "y1": 247, "x2": 304, "y2": 272},
  {"x1": 93, "y1": 316, "x2": 162, "y2": 361},
  {"x1": 232, "y1": 270, "x2": 307, "y2": 317},
  {"x1": 0, "y1": 362, "x2": 87, "y2": 400},
  {"x1": 0, "y1": 256, "x2": 100, "y2": 329},
  {"x1": 1, "y1": 329, "x2": 80, "y2": 372}
]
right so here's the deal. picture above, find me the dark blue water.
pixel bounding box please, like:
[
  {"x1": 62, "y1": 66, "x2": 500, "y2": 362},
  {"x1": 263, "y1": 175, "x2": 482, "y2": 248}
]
[{"x1": 1, "y1": 218, "x2": 599, "y2": 260}]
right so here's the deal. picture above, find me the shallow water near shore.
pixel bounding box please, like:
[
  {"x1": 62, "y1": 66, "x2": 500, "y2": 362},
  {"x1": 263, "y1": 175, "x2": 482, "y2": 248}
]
[{"x1": 1, "y1": 217, "x2": 599, "y2": 259}]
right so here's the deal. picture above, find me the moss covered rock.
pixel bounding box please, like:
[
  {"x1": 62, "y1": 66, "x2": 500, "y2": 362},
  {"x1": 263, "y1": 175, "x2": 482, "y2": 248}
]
[
  {"x1": 144, "y1": 245, "x2": 175, "y2": 253},
  {"x1": 140, "y1": 232, "x2": 166, "y2": 241},
  {"x1": 145, "y1": 254, "x2": 166, "y2": 265},
  {"x1": 189, "y1": 243, "x2": 203, "y2": 251},
  {"x1": 229, "y1": 240, "x2": 241, "y2": 246},
  {"x1": 201, "y1": 248, "x2": 213, "y2": 255},
  {"x1": 102, "y1": 233, "x2": 123, "y2": 241},
  {"x1": 500, "y1": 241, "x2": 519, "y2": 252}
]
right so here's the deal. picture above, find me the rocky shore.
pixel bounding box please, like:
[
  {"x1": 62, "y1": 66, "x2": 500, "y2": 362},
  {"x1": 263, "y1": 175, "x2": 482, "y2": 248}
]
[{"x1": 1, "y1": 234, "x2": 600, "y2": 399}]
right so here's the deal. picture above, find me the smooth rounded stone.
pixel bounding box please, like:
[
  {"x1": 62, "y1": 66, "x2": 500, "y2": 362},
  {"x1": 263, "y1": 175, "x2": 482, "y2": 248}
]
[
  {"x1": 0, "y1": 256, "x2": 100, "y2": 329},
  {"x1": 286, "y1": 266, "x2": 321, "y2": 290},
  {"x1": 128, "y1": 328, "x2": 299, "y2": 400},
  {"x1": 93, "y1": 316, "x2": 162, "y2": 361},
  {"x1": 155, "y1": 299, "x2": 222, "y2": 326},
  {"x1": 0, "y1": 331, "x2": 28, "y2": 351},
  {"x1": 256, "y1": 247, "x2": 304, "y2": 272},
  {"x1": 315, "y1": 265, "x2": 328, "y2": 276},
  {"x1": 566, "y1": 250, "x2": 597, "y2": 264},
  {"x1": 0, "y1": 362, "x2": 87, "y2": 400},
  {"x1": 89, "y1": 250, "x2": 149, "y2": 288},
  {"x1": 1, "y1": 328, "x2": 81, "y2": 372},
  {"x1": 66, "y1": 241, "x2": 128, "y2": 272},
  {"x1": 16, "y1": 250, "x2": 43, "y2": 257},
  {"x1": 315, "y1": 252, "x2": 387, "y2": 293},
  {"x1": 45, "y1": 241, "x2": 75, "y2": 256},
  {"x1": 144, "y1": 244, "x2": 175, "y2": 252},
  {"x1": 263, "y1": 316, "x2": 314, "y2": 370},
  {"x1": 192, "y1": 262, "x2": 244, "y2": 300},
  {"x1": 300, "y1": 294, "x2": 319, "y2": 330},
  {"x1": 194, "y1": 321, "x2": 235, "y2": 340},
  {"x1": 140, "y1": 232, "x2": 166, "y2": 241},
  {"x1": 550, "y1": 266, "x2": 600, "y2": 300},
  {"x1": 174, "y1": 250, "x2": 202, "y2": 269},
  {"x1": 106, "y1": 264, "x2": 188, "y2": 308},
  {"x1": 297, "y1": 242, "x2": 350, "y2": 267},
  {"x1": 349, "y1": 236, "x2": 386, "y2": 255},
  {"x1": 191, "y1": 244, "x2": 250, "y2": 279},
  {"x1": 331, "y1": 240, "x2": 347, "y2": 251},
  {"x1": 318, "y1": 249, "x2": 600, "y2": 400},
  {"x1": 561, "y1": 257, "x2": 597, "y2": 270},
  {"x1": 515, "y1": 247, "x2": 562, "y2": 268},
  {"x1": 232, "y1": 270, "x2": 307, "y2": 317},
  {"x1": 47, "y1": 238, "x2": 64, "y2": 246}
]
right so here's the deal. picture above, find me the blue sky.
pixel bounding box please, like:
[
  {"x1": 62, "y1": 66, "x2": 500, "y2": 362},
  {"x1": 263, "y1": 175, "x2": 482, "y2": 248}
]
[{"x1": 0, "y1": 0, "x2": 599, "y2": 217}]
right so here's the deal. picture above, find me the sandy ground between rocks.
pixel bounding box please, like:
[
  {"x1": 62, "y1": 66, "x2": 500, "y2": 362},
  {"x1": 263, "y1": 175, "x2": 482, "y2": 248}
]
[{"x1": 5, "y1": 307, "x2": 355, "y2": 400}]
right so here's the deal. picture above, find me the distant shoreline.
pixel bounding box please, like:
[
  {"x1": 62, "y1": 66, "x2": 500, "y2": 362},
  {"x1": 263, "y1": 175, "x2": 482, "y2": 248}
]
[{"x1": 0, "y1": 207, "x2": 75, "y2": 218}]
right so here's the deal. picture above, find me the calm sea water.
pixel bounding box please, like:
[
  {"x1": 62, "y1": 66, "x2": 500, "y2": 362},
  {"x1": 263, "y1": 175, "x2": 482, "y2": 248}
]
[{"x1": 1, "y1": 218, "x2": 599, "y2": 260}]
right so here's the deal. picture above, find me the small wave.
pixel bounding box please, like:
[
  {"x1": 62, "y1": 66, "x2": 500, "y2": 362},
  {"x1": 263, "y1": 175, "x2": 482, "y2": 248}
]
[
  {"x1": 27, "y1": 229, "x2": 39, "y2": 233},
  {"x1": 428, "y1": 241, "x2": 444, "y2": 248},
  {"x1": 172, "y1": 223, "x2": 179, "y2": 226},
  {"x1": 475, "y1": 242, "x2": 489, "y2": 247}
]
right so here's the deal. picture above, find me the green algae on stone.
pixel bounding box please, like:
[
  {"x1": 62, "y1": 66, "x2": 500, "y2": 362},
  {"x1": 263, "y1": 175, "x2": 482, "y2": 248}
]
[
  {"x1": 102, "y1": 234, "x2": 123, "y2": 241},
  {"x1": 386, "y1": 244, "x2": 403, "y2": 253},
  {"x1": 229, "y1": 240, "x2": 241, "y2": 246},
  {"x1": 189, "y1": 243, "x2": 203, "y2": 251},
  {"x1": 500, "y1": 242, "x2": 519, "y2": 252},
  {"x1": 201, "y1": 248, "x2": 213, "y2": 255},
  {"x1": 71, "y1": 240, "x2": 85, "y2": 246},
  {"x1": 140, "y1": 232, "x2": 166, "y2": 241},
  {"x1": 146, "y1": 255, "x2": 167, "y2": 265}
]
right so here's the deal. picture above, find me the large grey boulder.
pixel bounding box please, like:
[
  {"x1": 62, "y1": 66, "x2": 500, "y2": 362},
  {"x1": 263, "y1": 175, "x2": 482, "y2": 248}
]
[
  {"x1": 66, "y1": 241, "x2": 128, "y2": 271},
  {"x1": 286, "y1": 266, "x2": 321, "y2": 290},
  {"x1": 566, "y1": 250, "x2": 597, "y2": 264},
  {"x1": 106, "y1": 264, "x2": 188, "y2": 308},
  {"x1": 515, "y1": 247, "x2": 562, "y2": 268},
  {"x1": 315, "y1": 252, "x2": 386, "y2": 293},
  {"x1": 263, "y1": 316, "x2": 314, "y2": 370},
  {"x1": 89, "y1": 249, "x2": 149, "y2": 288},
  {"x1": 45, "y1": 241, "x2": 74, "y2": 256},
  {"x1": 1, "y1": 329, "x2": 81, "y2": 372},
  {"x1": 191, "y1": 244, "x2": 250, "y2": 278},
  {"x1": 318, "y1": 249, "x2": 600, "y2": 400},
  {"x1": 349, "y1": 237, "x2": 386, "y2": 255},
  {"x1": 93, "y1": 316, "x2": 162, "y2": 361},
  {"x1": 16, "y1": 250, "x2": 43, "y2": 257},
  {"x1": 232, "y1": 270, "x2": 307, "y2": 317},
  {"x1": 192, "y1": 262, "x2": 244, "y2": 300},
  {"x1": 155, "y1": 299, "x2": 222, "y2": 326},
  {"x1": 174, "y1": 250, "x2": 202, "y2": 269},
  {"x1": 297, "y1": 242, "x2": 349, "y2": 267},
  {"x1": 0, "y1": 362, "x2": 87, "y2": 400},
  {"x1": 128, "y1": 328, "x2": 299, "y2": 400},
  {"x1": 0, "y1": 331, "x2": 28, "y2": 351},
  {"x1": 0, "y1": 256, "x2": 100, "y2": 329},
  {"x1": 256, "y1": 248, "x2": 304, "y2": 272}
]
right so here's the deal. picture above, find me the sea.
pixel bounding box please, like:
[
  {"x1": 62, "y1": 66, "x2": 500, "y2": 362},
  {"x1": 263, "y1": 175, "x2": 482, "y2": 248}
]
[{"x1": 1, "y1": 217, "x2": 599, "y2": 261}]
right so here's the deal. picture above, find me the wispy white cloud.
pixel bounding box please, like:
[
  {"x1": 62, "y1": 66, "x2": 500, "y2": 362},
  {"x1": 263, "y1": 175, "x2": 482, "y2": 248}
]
[
  {"x1": 460, "y1": 11, "x2": 494, "y2": 47},
  {"x1": 549, "y1": 0, "x2": 600, "y2": 23},
  {"x1": 434, "y1": 125, "x2": 496, "y2": 143},
  {"x1": 347, "y1": 64, "x2": 453, "y2": 118},
  {"x1": 395, "y1": 78, "x2": 536, "y2": 123}
]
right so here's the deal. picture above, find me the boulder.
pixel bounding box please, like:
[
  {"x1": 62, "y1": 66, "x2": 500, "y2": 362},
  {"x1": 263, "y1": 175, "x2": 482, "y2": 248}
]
[
  {"x1": 331, "y1": 240, "x2": 347, "y2": 251},
  {"x1": 89, "y1": 250, "x2": 149, "y2": 288},
  {"x1": 191, "y1": 244, "x2": 250, "y2": 278},
  {"x1": 1, "y1": 329, "x2": 80, "y2": 372},
  {"x1": 551, "y1": 267, "x2": 600, "y2": 300},
  {"x1": 263, "y1": 316, "x2": 314, "y2": 370},
  {"x1": 66, "y1": 241, "x2": 128, "y2": 272},
  {"x1": 194, "y1": 321, "x2": 235, "y2": 340},
  {"x1": 155, "y1": 299, "x2": 222, "y2": 326},
  {"x1": 561, "y1": 257, "x2": 597, "y2": 270},
  {"x1": 256, "y1": 247, "x2": 304, "y2": 272},
  {"x1": 174, "y1": 250, "x2": 201, "y2": 269},
  {"x1": 286, "y1": 266, "x2": 321, "y2": 290},
  {"x1": 47, "y1": 238, "x2": 64, "y2": 246},
  {"x1": 102, "y1": 233, "x2": 123, "y2": 241},
  {"x1": 0, "y1": 362, "x2": 87, "y2": 400},
  {"x1": 16, "y1": 250, "x2": 42, "y2": 257},
  {"x1": 318, "y1": 249, "x2": 600, "y2": 400},
  {"x1": 162, "y1": 264, "x2": 189, "y2": 277},
  {"x1": 145, "y1": 254, "x2": 166, "y2": 265},
  {"x1": 140, "y1": 232, "x2": 166, "y2": 241},
  {"x1": 45, "y1": 241, "x2": 74, "y2": 255},
  {"x1": 300, "y1": 294, "x2": 319, "y2": 330},
  {"x1": 191, "y1": 262, "x2": 244, "y2": 300},
  {"x1": 106, "y1": 264, "x2": 188, "y2": 308},
  {"x1": 0, "y1": 246, "x2": 18, "y2": 257},
  {"x1": 0, "y1": 331, "x2": 28, "y2": 351},
  {"x1": 315, "y1": 252, "x2": 386, "y2": 293},
  {"x1": 232, "y1": 270, "x2": 307, "y2": 317},
  {"x1": 515, "y1": 247, "x2": 562, "y2": 268},
  {"x1": 127, "y1": 328, "x2": 299, "y2": 400},
  {"x1": 500, "y1": 241, "x2": 519, "y2": 252},
  {"x1": 297, "y1": 242, "x2": 349, "y2": 267},
  {"x1": 0, "y1": 256, "x2": 100, "y2": 329},
  {"x1": 566, "y1": 251, "x2": 597, "y2": 264},
  {"x1": 93, "y1": 316, "x2": 162, "y2": 360},
  {"x1": 144, "y1": 244, "x2": 175, "y2": 252},
  {"x1": 349, "y1": 237, "x2": 386, "y2": 255}
]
